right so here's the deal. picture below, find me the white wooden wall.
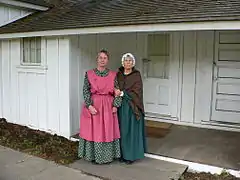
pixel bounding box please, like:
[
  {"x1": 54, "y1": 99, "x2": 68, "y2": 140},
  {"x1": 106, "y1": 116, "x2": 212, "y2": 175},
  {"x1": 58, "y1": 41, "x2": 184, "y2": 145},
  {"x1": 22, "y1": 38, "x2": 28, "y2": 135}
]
[
  {"x1": 0, "y1": 4, "x2": 33, "y2": 119},
  {"x1": 180, "y1": 30, "x2": 240, "y2": 127},
  {"x1": 1, "y1": 31, "x2": 238, "y2": 137},
  {"x1": 69, "y1": 31, "x2": 229, "y2": 133},
  {"x1": 0, "y1": 37, "x2": 70, "y2": 138},
  {"x1": 180, "y1": 31, "x2": 215, "y2": 124},
  {"x1": 194, "y1": 31, "x2": 214, "y2": 124},
  {"x1": 0, "y1": 4, "x2": 32, "y2": 27}
]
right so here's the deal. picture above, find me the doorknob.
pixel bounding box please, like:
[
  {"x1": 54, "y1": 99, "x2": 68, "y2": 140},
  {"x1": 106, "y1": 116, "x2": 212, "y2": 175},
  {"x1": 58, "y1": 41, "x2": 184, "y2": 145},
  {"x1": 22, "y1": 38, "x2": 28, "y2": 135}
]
[{"x1": 142, "y1": 58, "x2": 151, "y2": 63}]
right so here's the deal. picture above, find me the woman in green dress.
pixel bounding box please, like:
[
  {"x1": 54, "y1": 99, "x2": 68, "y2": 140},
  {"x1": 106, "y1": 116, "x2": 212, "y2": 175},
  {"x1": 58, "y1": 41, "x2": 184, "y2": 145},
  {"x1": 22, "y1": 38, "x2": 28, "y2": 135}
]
[{"x1": 115, "y1": 53, "x2": 147, "y2": 164}]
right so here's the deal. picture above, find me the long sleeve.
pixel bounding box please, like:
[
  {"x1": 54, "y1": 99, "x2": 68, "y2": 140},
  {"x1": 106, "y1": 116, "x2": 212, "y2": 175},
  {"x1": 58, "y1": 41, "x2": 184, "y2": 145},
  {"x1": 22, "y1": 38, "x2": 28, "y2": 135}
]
[
  {"x1": 113, "y1": 76, "x2": 122, "y2": 107},
  {"x1": 83, "y1": 72, "x2": 93, "y2": 108}
]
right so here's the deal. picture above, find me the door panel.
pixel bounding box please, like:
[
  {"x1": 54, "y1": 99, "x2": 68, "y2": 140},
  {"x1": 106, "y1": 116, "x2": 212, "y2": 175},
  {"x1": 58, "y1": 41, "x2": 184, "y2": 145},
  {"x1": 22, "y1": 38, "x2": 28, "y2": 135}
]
[{"x1": 211, "y1": 31, "x2": 240, "y2": 124}]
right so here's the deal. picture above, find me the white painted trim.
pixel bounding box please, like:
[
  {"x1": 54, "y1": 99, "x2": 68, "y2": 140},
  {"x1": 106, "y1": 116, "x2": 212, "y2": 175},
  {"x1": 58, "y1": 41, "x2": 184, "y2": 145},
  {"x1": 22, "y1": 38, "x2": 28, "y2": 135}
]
[
  {"x1": 2, "y1": 12, "x2": 32, "y2": 27},
  {"x1": 177, "y1": 32, "x2": 184, "y2": 120},
  {"x1": 2, "y1": 21, "x2": 240, "y2": 39},
  {"x1": 0, "y1": 0, "x2": 49, "y2": 11},
  {"x1": 18, "y1": 123, "x2": 70, "y2": 138},
  {"x1": 194, "y1": 31, "x2": 214, "y2": 124},
  {"x1": 69, "y1": 136, "x2": 240, "y2": 178},
  {"x1": 145, "y1": 113, "x2": 178, "y2": 121},
  {"x1": 146, "y1": 116, "x2": 240, "y2": 132},
  {"x1": 145, "y1": 154, "x2": 240, "y2": 178},
  {"x1": 201, "y1": 120, "x2": 240, "y2": 129},
  {"x1": 16, "y1": 65, "x2": 48, "y2": 74},
  {"x1": 170, "y1": 32, "x2": 182, "y2": 118},
  {"x1": 69, "y1": 137, "x2": 79, "y2": 142}
]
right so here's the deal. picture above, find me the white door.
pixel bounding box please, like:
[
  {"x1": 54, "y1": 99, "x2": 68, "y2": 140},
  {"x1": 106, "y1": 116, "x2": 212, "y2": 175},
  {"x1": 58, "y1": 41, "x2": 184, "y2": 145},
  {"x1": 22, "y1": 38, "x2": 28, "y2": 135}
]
[
  {"x1": 211, "y1": 31, "x2": 240, "y2": 124},
  {"x1": 143, "y1": 33, "x2": 180, "y2": 118}
]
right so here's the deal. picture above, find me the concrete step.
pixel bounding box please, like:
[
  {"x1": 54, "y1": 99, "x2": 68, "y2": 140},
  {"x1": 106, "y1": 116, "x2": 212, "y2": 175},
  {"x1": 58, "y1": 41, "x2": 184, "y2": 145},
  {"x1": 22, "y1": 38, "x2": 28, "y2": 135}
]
[{"x1": 70, "y1": 157, "x2": 188, "y2": 180}]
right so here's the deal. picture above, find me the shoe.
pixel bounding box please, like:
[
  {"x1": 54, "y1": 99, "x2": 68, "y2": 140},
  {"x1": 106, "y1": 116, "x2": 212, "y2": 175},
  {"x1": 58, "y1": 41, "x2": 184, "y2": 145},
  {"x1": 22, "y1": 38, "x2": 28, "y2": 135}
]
[
  {"x1": 125, "y1": 160, "x2": 133, "y2": 165},
  {"x1": 118, "y1": 158, "x2": 125, "y2": 163}
]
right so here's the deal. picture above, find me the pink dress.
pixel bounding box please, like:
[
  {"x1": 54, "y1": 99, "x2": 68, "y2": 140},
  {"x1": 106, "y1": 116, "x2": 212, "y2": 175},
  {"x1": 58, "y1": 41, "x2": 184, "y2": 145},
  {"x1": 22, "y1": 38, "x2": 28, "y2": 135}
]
[{"x1": 79, "y1": 69, "x2": 120, "y2": 143}]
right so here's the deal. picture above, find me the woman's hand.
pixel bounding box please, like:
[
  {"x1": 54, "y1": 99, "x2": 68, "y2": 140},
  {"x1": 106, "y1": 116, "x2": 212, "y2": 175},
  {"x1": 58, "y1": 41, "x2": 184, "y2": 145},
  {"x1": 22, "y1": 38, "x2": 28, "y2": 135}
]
[
  {"x1": 112, "y1": 107, "x2": 118, "y2": 113},
  {"x1": 115, "y1": 89, "x2": 122, "y2": 97},
  {"x1": 88, "y1": 105, "x2": 97, "y2": 115}
]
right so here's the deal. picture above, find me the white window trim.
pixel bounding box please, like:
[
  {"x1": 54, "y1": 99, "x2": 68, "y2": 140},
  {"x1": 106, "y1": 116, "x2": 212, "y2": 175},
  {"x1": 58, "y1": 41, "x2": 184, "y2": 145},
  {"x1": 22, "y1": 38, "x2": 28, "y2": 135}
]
[{"x1": 20, "y1": 37, "x2": 47, "y2": 68}]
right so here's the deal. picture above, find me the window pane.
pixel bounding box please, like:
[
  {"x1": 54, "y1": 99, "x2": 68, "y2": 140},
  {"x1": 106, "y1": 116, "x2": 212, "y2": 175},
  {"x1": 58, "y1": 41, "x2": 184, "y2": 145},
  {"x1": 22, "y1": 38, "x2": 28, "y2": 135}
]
[
  {"x1": 36, "y1": 49, "x2": 41, "y2": 63},
  {"x1": 148, "y1": 55, "x2": 169, "y2": 79},
  {"x1": 23, "y1": 48, "x2": 29, "y2": 63},
  {"x1": 22, "y1": 37, "x2": 41, "y2": 64},
  {"x1": 23, "y1": 39, "x2": 30, "y2": 63},
  {"x1": 147, "y1": 34, "x2": 170, "y2": 79},
  {"x1": 36, "y1": 37, "x2": 41, "y2": 63},
  {"x1": 30, "y1": 49, "x2": 36, "y2": 63}
]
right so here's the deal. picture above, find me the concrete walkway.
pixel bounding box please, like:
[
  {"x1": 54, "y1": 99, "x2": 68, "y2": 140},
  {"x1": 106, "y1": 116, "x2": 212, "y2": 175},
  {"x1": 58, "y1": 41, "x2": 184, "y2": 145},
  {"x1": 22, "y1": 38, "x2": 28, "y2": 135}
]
[
  {"x1": 70, "y1": 158, "x2": 187, "y2": 180},
  {"x1": 0, "y1": 145, "x2": 188, "y2": 180},
  {"x1": 0, "y1": 146, "x2": 99, "y2": 180},
  {"x1": 147, "y1": 125, "x2": 240, "y2": 170}
]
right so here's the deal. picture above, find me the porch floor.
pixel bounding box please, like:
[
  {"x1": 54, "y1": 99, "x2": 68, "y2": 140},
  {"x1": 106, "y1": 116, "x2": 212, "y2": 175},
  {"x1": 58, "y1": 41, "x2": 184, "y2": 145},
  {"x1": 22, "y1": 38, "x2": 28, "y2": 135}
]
[{"x1": 147, "y1": 123, "x2": 240, "y2": 170}]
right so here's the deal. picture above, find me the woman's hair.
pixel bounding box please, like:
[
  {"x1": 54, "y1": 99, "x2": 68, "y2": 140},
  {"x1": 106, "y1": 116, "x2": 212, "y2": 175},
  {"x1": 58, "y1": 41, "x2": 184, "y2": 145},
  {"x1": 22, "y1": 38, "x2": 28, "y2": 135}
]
[
  {"x1": 124, "y1": 54, "x2": 133, "y2": 60},
  {"x1": 121, "y1": 53, "x2": 136, "y2": 66},
  {"x1": 97, "y1": 49, "x2": 110, "y2": 59}
]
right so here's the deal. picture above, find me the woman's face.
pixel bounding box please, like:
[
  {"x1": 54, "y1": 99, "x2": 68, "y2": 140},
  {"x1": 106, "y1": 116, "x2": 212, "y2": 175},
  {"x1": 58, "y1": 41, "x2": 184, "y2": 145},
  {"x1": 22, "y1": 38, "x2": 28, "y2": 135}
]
[
  {"x1": 97, "y1": 52, "x2": 109, "y2": 67},
  {"x1": 123, "y1": 57, "x2": 134, "y2": 70}
]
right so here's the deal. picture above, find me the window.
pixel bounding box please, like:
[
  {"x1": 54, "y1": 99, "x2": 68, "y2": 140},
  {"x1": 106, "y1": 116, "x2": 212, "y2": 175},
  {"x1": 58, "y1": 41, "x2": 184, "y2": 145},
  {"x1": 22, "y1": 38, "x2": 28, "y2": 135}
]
[
  {"x1": 146, "y1": 33, "x2": 170, "y2": 79},
  {"x1": 22, "y1": 37, "x2": 41, "y2": 65}
]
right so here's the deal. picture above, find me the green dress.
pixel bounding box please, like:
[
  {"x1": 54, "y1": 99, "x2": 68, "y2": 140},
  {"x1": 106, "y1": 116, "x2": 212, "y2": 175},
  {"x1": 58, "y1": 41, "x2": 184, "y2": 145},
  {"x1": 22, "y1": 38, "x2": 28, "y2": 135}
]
[
  {"x1": 118, "y1": 91, "x2": 147, "y2": 161},
  {"x1": 78, "y1": 68, "x2": 122, "y2": 164}
]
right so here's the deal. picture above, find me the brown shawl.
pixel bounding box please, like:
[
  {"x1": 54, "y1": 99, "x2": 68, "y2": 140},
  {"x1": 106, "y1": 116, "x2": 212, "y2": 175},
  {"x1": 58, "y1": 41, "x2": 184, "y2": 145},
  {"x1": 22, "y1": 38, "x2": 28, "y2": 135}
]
[{"x1": 116, "y1": 67, "x2": 144, "y2": 120}]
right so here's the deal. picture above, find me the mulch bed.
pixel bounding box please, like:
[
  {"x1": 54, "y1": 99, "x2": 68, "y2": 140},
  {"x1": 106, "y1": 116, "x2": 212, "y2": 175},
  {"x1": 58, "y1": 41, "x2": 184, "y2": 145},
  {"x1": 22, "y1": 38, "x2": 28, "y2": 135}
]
[
  {"x1": 1, "y1": 118, "x2": 239, "y2": 180},
  {"x1": 182, "y1": 171, "x2": 240, "y2": 180},
  {"x1": 0, "y1": 118, "x2": 79, "y2": 165}
]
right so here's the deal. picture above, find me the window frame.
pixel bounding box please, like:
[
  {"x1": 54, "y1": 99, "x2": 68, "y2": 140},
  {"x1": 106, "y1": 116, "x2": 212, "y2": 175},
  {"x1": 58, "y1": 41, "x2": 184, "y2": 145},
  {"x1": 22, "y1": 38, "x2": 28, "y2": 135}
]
[{"x1": 20, "y1": 37, "x2": 42, "y2": 66}]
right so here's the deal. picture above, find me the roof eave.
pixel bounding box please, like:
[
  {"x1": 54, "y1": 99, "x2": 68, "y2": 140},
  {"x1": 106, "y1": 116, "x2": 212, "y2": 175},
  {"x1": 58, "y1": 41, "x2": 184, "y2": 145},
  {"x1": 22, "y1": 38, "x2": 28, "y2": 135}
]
[
  {"x1": 0, "y1": 0, "x2": 49, "y2": 11},
  {"x1": 1, "y1": 20, "x2": 240, "y2": 39}
]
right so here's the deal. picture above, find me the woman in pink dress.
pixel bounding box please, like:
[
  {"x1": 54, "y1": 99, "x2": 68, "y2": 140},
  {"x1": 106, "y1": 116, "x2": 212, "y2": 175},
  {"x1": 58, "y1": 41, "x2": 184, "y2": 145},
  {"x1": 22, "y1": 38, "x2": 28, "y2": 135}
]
[{"x1": 78, "y1": 49, "x2": 122, "y2": 164}]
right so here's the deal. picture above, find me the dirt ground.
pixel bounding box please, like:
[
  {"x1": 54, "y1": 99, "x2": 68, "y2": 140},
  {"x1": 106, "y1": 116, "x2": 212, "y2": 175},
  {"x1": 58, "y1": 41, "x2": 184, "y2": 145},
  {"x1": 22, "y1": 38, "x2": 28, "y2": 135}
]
[
  {"x1": 1, "y1": 118, "x2": 239, "y2": 179},
  {"x1": 0, "y1": 118, "x2": 78, "y2": 164},
  {"x1": 182, "y1": 171, "x2": 240, "y2": 180}
]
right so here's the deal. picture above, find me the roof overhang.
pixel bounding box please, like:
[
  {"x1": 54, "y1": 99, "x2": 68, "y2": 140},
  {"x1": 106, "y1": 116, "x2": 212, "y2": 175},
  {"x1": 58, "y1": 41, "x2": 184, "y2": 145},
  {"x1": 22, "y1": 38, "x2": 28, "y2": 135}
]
[
  {"x1": 1, "y1": 20, "x2": 240, "y2": 39},
  {"x1": 0, "y1": 0, "x2": 49, "y2": 11}
]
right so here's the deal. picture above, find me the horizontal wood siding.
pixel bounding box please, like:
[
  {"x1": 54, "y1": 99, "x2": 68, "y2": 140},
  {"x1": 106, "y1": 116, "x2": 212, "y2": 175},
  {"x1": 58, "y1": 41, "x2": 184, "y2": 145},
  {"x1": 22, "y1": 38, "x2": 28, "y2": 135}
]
[{"x1": 0, "y1": 37, "x2": 70, "y2": 137}]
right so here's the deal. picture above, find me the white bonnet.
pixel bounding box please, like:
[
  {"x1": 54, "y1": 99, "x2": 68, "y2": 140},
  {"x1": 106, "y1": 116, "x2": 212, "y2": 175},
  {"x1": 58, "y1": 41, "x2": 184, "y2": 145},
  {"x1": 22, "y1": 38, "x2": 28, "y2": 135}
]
[{"x1": 121, "y1": 53, "x2": 136, "y2": 67}]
